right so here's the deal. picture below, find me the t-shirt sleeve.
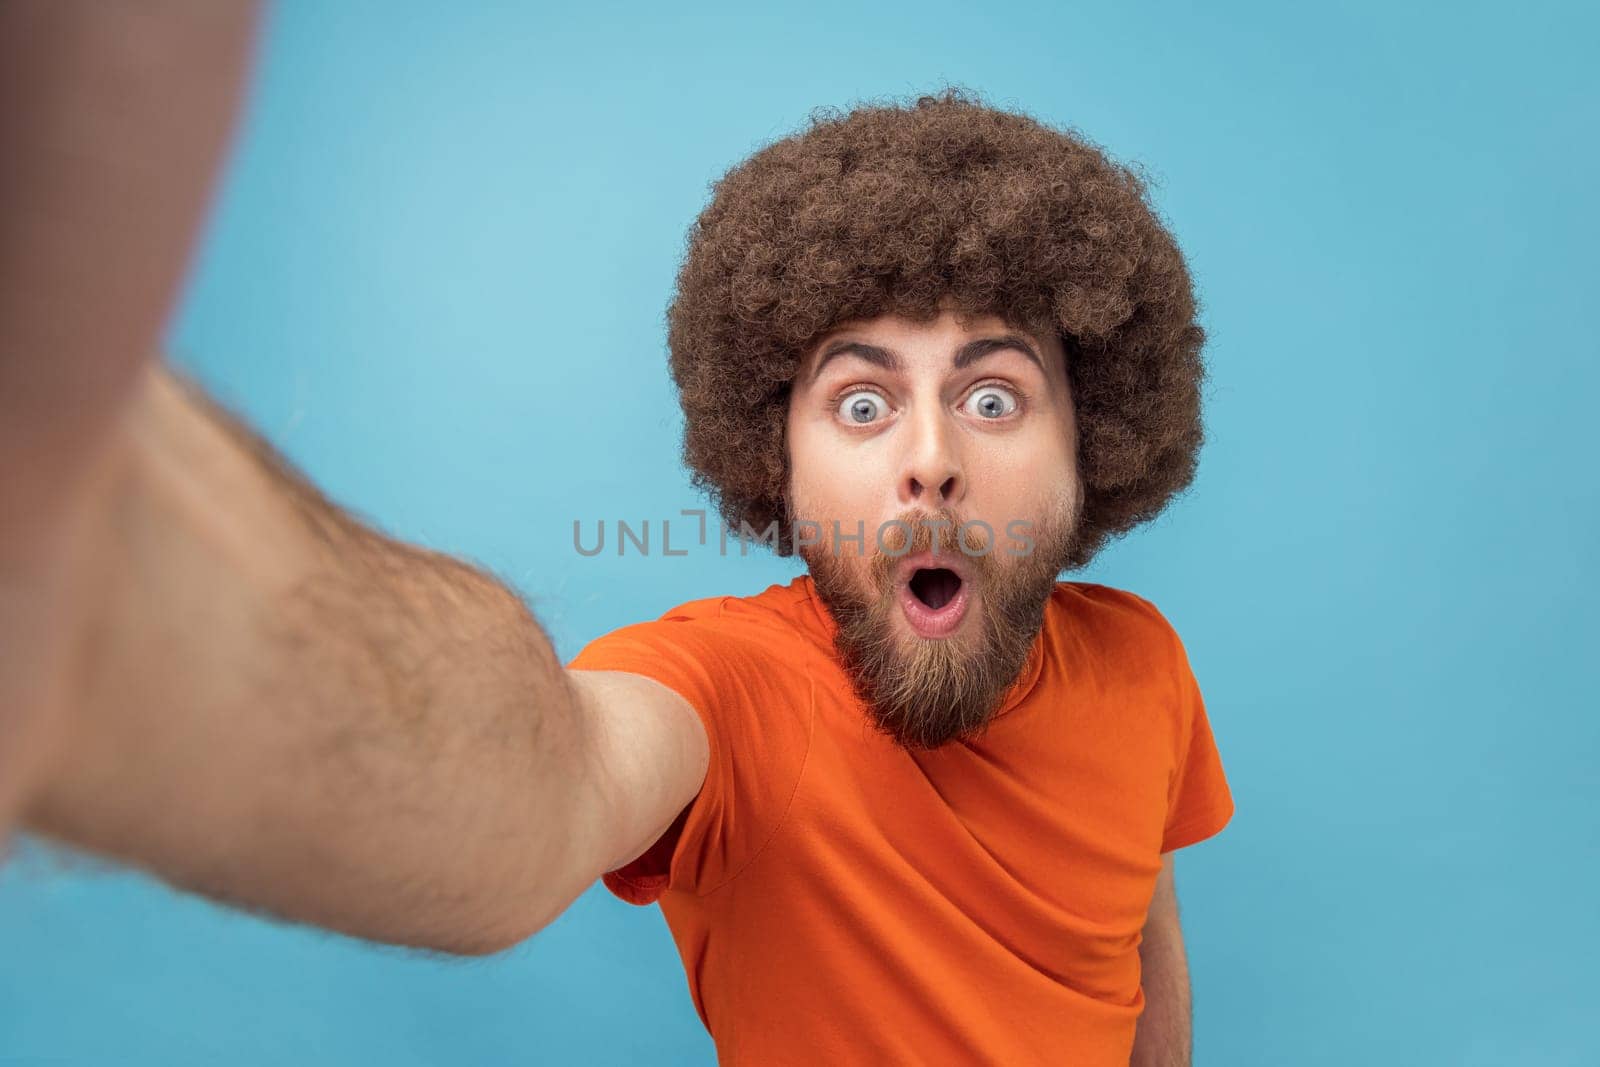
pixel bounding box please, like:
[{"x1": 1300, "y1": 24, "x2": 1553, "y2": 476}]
[
  {"x1": 565, "y1": 610, "x2": 812, "y2": 906},
  {"x1": 1159, "y1": 626, "x2": 1235, "y2": 853}
]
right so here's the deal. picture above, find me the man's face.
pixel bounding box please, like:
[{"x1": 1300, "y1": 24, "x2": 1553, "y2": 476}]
[{"x1": 785, "y1": 307, "x2": 1084, "y2": 749}]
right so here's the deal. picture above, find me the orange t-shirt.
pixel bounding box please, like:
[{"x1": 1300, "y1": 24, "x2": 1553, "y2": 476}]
[{"x1": 566, "y1": 574, "x2": 1233, "y2": 1065}]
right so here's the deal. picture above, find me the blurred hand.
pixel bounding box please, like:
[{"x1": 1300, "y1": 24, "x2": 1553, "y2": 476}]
[{"x1": 0, "y1": 1, "x2": 261, "y2": 849}]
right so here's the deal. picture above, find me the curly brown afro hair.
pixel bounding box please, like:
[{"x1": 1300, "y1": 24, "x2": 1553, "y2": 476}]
[{"x1": 666, "y1": 87, "x2": 1206, "y2": 568}]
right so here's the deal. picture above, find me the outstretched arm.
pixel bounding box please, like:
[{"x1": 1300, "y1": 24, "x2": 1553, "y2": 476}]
[
  {"x1": 22, "y1": 366, "x2": 667, "y2": 955},
  {"x1": 4, "y1": 0, "x2": 712, "y2": 960}
]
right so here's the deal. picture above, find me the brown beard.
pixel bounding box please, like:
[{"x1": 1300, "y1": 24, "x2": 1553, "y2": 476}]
[{"x1": 801, "y1": 498, "x2": 1081, "y2": 750}]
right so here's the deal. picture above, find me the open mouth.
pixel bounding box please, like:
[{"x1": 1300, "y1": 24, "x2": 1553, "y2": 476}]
[
  {"x1": 909, "y1": 567, "x2": 963, "y2": 610},
  {"x1": 898, "y1": 565, "x2": 970, "y2": 638}
]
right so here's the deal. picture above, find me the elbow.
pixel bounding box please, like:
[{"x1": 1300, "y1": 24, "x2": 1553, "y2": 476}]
[
  {"x1": 431, "y1": 886, "x2": 583, "y2": 958},
  {"x1": 418, "y1": 923, "x2": 538, "y2": 960},
  {"x1": 439, "y1": 932, "x2": 531, "y2": 959}
]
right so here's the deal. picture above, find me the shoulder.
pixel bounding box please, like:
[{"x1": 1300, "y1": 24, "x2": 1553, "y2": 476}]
[
  {"x1": 659, "y1": 579, "x2": 808, "y2": 632},
  {"x1": 1050, "y1": 580, "x2": 1186, "y2": 668},
  {"x1": 566, "y1": 579, "x2": 808, "y2": 679}
]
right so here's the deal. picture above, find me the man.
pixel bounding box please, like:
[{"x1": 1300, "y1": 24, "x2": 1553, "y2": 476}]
[
  {"x1": 563, "y1": 95, "x2": 1232, "y2": 1065},
  {"x1": 5, "y1": 17, "x2": 1231, "y2": 1062}
]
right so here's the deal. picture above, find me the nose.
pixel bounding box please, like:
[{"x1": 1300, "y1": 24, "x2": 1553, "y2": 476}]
[{"x1": 897, "y1": 406, "x2": 965, "y2": 509}]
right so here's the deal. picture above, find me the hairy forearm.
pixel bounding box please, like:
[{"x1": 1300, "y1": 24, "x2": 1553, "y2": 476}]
[
  {"x1": 1130, "y1": 912, "x2": 1193, "y2": 1067},
  {"x1": 23, "y1": 364, "x2": 603, "y2": 955}
]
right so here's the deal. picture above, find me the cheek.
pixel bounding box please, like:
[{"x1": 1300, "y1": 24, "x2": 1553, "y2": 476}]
[
  {"x1": 787, "y1": 423, "x2": 881, "y2": 521},
  {"x1": 966, "y1": 430, "x2": 1078, "y2": 521}
]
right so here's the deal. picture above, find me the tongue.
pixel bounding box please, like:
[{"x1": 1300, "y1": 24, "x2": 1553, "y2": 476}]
[{"x1": 910, "y1": 568, "x2": 961, "y2": 610}]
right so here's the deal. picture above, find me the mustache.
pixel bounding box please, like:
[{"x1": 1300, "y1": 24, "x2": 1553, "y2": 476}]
[{"x1": 866, "y1": 508, "x2": 998, "y2": 590}]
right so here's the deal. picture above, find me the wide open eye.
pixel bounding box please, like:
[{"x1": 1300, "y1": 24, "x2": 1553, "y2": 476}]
[
  {"x1": 837, "y1": 390, "x2": 888, "y2": 425},
  {"x1": 963, "y1": 385, "x2": 1018, "y2": 420}
]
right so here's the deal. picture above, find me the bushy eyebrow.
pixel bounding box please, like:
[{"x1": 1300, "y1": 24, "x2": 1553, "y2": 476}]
[{"x1": 808, "y1": 334, "x2": 1043, "y2": 384}]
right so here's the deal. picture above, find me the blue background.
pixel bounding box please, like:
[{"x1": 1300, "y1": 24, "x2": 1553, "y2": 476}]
[{"x1": 3, "y1": 1, "x2": 1596, "y2": 1064}]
